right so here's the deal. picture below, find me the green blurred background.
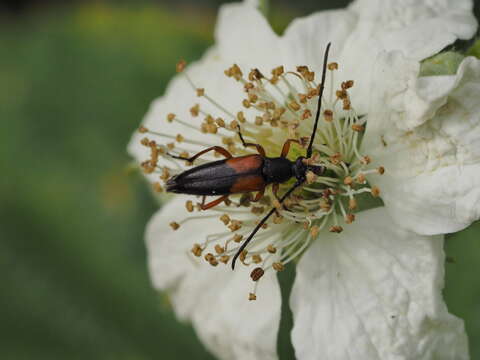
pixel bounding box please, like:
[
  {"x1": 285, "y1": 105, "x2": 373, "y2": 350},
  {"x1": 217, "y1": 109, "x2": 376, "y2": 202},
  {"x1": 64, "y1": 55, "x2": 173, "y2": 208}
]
[{"x1": 0, "y1": 0, "x2": 479, "y2": 359}]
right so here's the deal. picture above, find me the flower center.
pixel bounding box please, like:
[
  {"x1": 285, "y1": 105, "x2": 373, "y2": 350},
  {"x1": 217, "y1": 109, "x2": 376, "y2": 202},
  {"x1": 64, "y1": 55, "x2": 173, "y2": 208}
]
[{"x1": 137, "y1": 59, "x2": 384, "y2": 300}]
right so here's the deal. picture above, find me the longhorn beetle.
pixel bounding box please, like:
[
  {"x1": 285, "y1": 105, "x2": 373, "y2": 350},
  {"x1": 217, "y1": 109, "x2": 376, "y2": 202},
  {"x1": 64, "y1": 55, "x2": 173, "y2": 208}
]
[{"x1": 167, "y1": 42, "x2": 331, "y2": 270}]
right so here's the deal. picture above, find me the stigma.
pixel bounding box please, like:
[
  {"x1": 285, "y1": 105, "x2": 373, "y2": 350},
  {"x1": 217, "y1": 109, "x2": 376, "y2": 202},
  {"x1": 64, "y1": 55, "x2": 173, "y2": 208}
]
[{"x1": 136, "y1": 58, "x2": 385, "y2": 300}]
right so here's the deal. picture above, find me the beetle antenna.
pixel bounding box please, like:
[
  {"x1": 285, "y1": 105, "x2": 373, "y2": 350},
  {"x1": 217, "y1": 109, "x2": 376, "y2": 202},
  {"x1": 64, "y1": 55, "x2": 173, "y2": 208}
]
[
  {"x1": 306, "y1": 42, "x2": 331, "y2": 159},
  {"x1": 231, "y1": 181, "x2": 303, "y2": 270}
]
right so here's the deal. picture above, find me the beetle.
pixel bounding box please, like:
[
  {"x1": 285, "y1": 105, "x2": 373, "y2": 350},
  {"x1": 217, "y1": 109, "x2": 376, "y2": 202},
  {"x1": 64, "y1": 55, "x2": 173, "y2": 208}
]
[{"x1": 167, "y1": 42, "x2": 331, "y2": 269}]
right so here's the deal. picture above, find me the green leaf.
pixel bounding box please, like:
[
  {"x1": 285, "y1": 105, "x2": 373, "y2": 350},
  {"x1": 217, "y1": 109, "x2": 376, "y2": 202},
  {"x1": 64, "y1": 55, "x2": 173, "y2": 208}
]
[
  {"x1": 419, "y1": 51, "x2": 464, "y2": 77},
  {"x1": 467, "y1": 38, "x2": 480, "y2": 59}
]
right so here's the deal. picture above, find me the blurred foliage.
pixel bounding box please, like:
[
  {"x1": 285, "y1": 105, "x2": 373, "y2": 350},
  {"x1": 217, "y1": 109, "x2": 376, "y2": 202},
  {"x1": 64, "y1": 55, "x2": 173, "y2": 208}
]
[
  {"x1": 420, "y1": 51, "x2": 465, "y2": 77},
  {"x1": 0, "y1": 2, "x2": 479, "y2": 360},
  {"x1": 0, "y1": 3, "x2": 215, "y2": 359}
]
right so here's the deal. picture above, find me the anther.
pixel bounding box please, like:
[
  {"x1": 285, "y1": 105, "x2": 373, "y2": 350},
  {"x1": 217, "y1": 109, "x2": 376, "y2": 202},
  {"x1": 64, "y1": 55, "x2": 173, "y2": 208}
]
[
  {"x1": 220, "y1": 214, "x2": 230, "y2": 225},
  {"x1": 204, "y1": 253, "x2": 215, "y2": 262},
  {"x1": 302, "y1": 109, "x2": 312, "y2": 120},
  {"x1": 169, "y1": 222, "x2": 180, "y2": 230},
  {"x1": 242, "y1": 99, "x2": 251, "y2": 108},
  {"x1": 250, "y1": 267, "x2": 265, "y2": 281},
  {"x1": 356, "y1": 173, "x2": 366, "y2": 184},
  {"x1": 153, "y1": 182, "x2": 163, "y2": 193},
  {"x1": 167, "y1": 113, "x2": 175, "y2": 122},
  {"x1": 214, "y1": 244, "x2": 225, "y2": 254},
  {"x1": 190, "y1": 104, "x2": 200, "y2": 117},
  {"x1": 252, "y1": 255, "x2": 262, "y2": 264},
  {"x1": 306, "y1": 171, "x2": 317, "y2": 184},
  {"x1": 341, "y1": 80, "x2": 354, "y2": 89},
  {"x1": 329, "y1": 225, "x2": 343, "y2": 233},
  {"x1": 167, "y1": 143, "x2": 175, "y2": 150},
  {"x1": 236, "y1": 111, "x2": 246, "y2": 123},
  {"x1": 233, "y1": 234, "x2": 243, "y2": 243},
  {"x1": 271, "y1": 66, "x2": 284, "y2": 77},
  {"x1": 176, "y1": 134, "x2": 184, "y2": 143},
  {"x1": 371, "y1": 186, "x2": 381, "y2": 197},
  {"x1": 191, "y1": 244, "x2": 203, "y2": 257},
  {"x1": 348, "y1": 198, "x2": 357, "y2": 210},
  {"x1": 345, "y1": 214, "x2": 355, "y2": 224},
  {"x1": 220, "y1": 255, "x2": 230, "y2": 264},
  {"x1": 351, "y1": 124, "x2": 364, "y2": 132},
  {"x1": 336, "y1": 89, "x2": 348, "y2": 100},
  {"x1": 272, "y1": 262, "x2": 285, "y2": 272},
  {"x1": 196, "y1": 88, "x2": 205, "y2": 97},
  {"x1": 328, "y1": 62, "x2": 338, "y2": 71},
  {"x1": 138, "y1": 125, "x2": 148, "y2": 133},
  {"x1": 289, "y1": 101, "x2": 301, "y2": 111},
  {"x1": 378, "y1": 166, "x2": 385, "y2": 175},
  {"x1": 176, "y1": 59, "x2": 186, "y2": 73},
  {"x1": 267, "y1": 244, "x2": 277, "y2": 254},
  {"x1": 160, "y1": 167, "x2": 170, "y2": 181},
  {"x1": 323, "y1": 109, "x2": 333, "y2": 122},
  {"x1": 215, "y1": 117, "x2": 226, "y2": 127},
  {"x1": 310, "y1": 225, "x2": 320, "y2": 238},
  {"x1": 361, "y1": 156, "x2": 371, "y2": 165},
  {"x1": 343, "y1": 176, "x2": 353, "y2": 186},
  {"x1": 228, "y1": 220, "x2": 242, "y2": 232},
  {"x1": 248, "y1": 293, "x2": 257, "y2": 301},
  {"x1": 255, "y1": 116, "x2": 263, "y2": 126}
]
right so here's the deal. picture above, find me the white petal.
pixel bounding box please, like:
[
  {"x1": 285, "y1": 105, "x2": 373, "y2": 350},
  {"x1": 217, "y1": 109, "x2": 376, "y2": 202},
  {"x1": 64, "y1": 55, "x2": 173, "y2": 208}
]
[
  {"x1": 215, "y1": 2, "x2": 281, "y2": 72},
  {"x1": 366, "y1": 54, "x2": 480, "y2": 234},
  {"x1": 127, "y1": 46, "x2": 246, "y2": 182},
  {"x1": 290, "y1": 208, "x2": 468, "y2": 360},
  {"x1": 348, "y1": 0, "x2": 477, "y2": 60},
  {"x1": 280, "y1": 9, "x2": 356, "y2": 73},
  {"x1": 343, "y1": 0, "x2": 476, "y2": 113},
  {"x1": 146, "y1": 197, "x2": 281, "y2": 360}
]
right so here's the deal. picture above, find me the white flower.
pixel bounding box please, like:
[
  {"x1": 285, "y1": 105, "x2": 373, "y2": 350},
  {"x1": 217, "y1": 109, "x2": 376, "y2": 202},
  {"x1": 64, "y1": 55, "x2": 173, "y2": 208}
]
[
  {"x1": 128, "y1": 0, "x2": 478, "y2": 359},
  {"x1": 365, "y1": 52, "x2": 480, "y2": 235}
]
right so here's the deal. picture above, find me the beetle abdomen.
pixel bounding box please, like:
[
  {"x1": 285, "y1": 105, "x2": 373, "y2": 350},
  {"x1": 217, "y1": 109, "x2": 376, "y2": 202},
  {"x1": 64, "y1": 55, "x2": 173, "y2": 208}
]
[{"x1": 166, "y1": 155, "x2": 265, "y2": 196}]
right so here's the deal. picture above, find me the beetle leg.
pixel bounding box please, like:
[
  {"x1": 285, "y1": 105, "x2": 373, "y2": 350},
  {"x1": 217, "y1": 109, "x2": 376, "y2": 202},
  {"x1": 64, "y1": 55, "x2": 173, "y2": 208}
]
[
  {"x1": 169, "y1": 146, "x2": 232, "y2": 163},
  {"x1": 272, "y1": 183, "x2": 280, "y2": 201},
  {"x1": 280, "y1": 139, "x2": 301, "y2": 158},
  {"x1": 272, "y1": 183, "x2": 291, "y2": 212},
  {"x1": 252, "y1": 188, "x2": 265, "y2": 202},
  {"x1": 199, "y1": 195, "x2": 229, "y2": 210},
  {"x1": 237, "y1": 125, "x2": 266, "y2": 157}
]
